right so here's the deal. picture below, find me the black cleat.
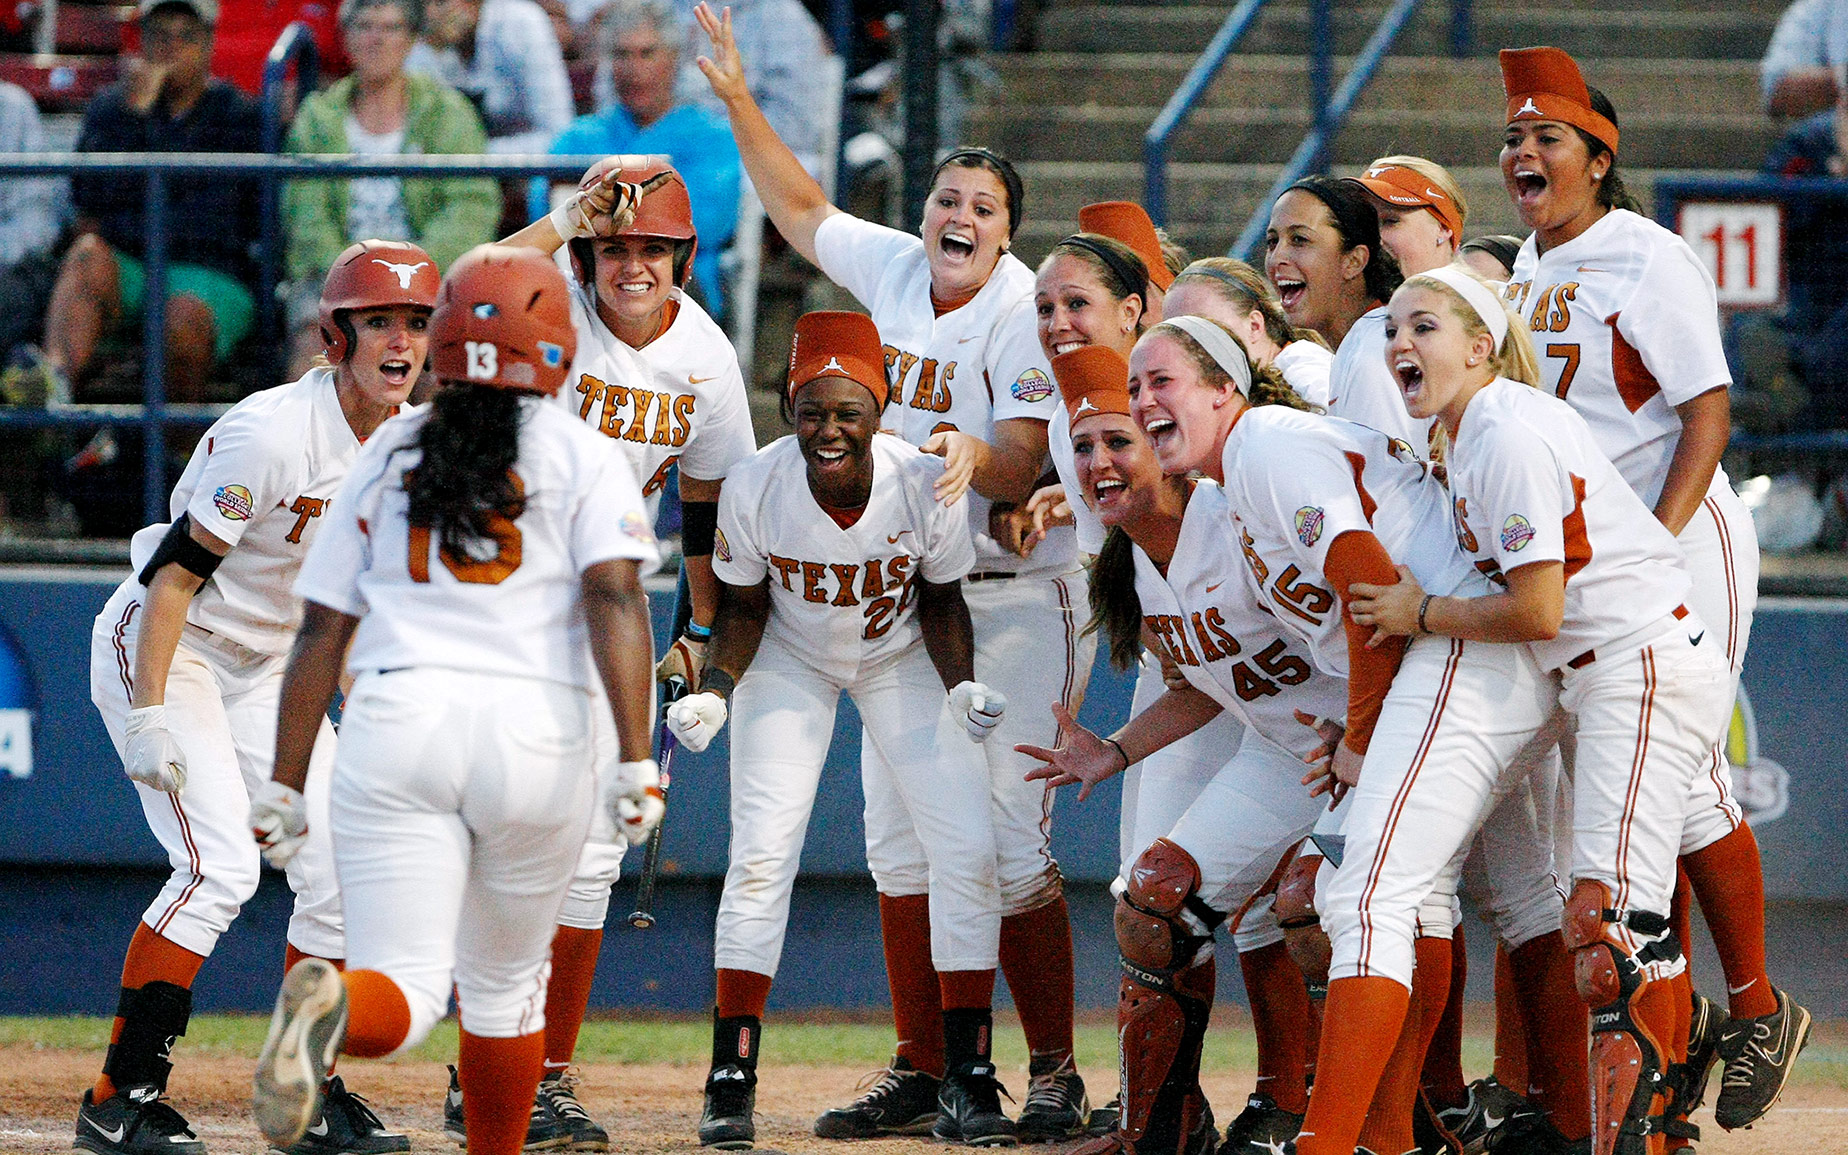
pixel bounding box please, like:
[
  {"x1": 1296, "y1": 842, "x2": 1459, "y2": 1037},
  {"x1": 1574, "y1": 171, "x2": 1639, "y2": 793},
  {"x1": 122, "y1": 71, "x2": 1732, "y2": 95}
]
[
  {"x1": 443, "y1": 1066, "x2": 467, "y2": 1145},
  {"x1": 441, "y1": 1064, "x2": 582, "y2": 1150},
  {"x1": 1482, "y1": 1110, "x2": 1591, "y2": 1154},
  {"x1": 935, "y1": 1060, "x2": 1017, "y2": 1147},
  {"x1": 271, "y1": 1075, "x2": 410, "y2": 1154},
  {"x1": 1016, "y1": 1054, "x2": 1089, "y2": 1142},
  {"x1": 1437, "y1": 1075, "x2": 1536, "y2": 1153},
  {"x1": 813, "y1": 1057, "x2": 942, "y2": 1138},
  {"x1": 538, "y1": 1070, "x2": 609, "y2": 1151},
  {"x1": 75, "y1": 1085, "x2": 206, "y2": 1155},
  {"x1": 1714, "y1": 987, "x2": 1812, "y2": 1130},
  {"x1": 1222, "y1": 1093, "x2": 1303, "y2": 1154},
  {"x1": 699, "y1": 1064, "x2": 757, "y2": 1149},
  {"x1": 1085, "y1": 1094, "x2": 1121, "y2": 1138},
  {"x1": 1680, "y1": 990, "x2": 1728, "y2": 1118}
]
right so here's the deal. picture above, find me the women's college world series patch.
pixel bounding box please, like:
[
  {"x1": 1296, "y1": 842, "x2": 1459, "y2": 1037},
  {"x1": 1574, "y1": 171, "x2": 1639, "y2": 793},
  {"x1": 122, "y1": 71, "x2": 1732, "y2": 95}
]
[
  {"x1": 1295, "y1": 506, "x2": 1325, "y2": 547},
  {"x1": 1501, "y1": 513, "x2": 1536, "y2": 552},
  {"x1": 213, "y1": 484, "x2": 254, "y2": 521},
  {"x1": 1011, "y1": 368, "x2": 1054, "y2": 403}
]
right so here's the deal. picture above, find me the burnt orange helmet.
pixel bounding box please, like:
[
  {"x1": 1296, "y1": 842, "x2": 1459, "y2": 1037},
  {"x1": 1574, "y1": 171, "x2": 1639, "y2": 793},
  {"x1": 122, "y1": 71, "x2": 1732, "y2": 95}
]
[
  {"x1": 568, "y1": 155, "x2": 699, "y2": 289},
  {"x1": 319, "y1": 239, "x2": 440, "y2": 362},
  {"x1": 430, "y1": 244, "x2": 577, "y2": 397}
]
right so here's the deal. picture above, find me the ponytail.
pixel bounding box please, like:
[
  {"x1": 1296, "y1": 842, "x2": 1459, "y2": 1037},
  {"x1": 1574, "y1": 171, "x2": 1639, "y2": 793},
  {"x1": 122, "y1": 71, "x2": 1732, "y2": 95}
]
[{"x1": 402, "y1": 385, "x2": 528, "y2": 561}]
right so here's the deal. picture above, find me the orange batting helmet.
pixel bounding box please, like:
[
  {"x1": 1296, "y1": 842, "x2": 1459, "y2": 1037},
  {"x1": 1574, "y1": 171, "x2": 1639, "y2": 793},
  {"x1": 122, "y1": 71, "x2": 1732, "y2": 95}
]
[
  {"x1": 430, "y1": 244, "x2": 577, "y2": 397},
  {"x1": 319, "y1": 239, "x2": 441, "y2": 362},
  {"x1": 568, "y1": 155, "x2": 699, "y2": 289}
]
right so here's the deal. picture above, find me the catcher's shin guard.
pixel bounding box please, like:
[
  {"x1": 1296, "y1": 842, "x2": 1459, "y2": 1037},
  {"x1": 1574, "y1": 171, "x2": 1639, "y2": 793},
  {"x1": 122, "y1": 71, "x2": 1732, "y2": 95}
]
[
  {"x1": 1563, "y1": 880, "x2": 1685, "y2": 1155},
  {"x1": 1115, "y1": 839, "x2": 1221, "y2": 1155},
  {"x1": 1275, "y1": 853, "x2": 1329, "y2": 1001}
]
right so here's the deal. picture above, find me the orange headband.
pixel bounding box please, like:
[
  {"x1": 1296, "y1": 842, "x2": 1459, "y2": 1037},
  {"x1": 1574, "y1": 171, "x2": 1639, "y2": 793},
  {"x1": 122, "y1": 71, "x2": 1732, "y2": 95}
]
[
  {"x1": 1053, "y1": 345, "x2": 1133, "y2": 422},
  {"x1": 786, "y1": 311, "x2": 889, "y2": 408},
  {"x1": 1500, "y1": 46, "x2": 1619, "y2": 154},
  {"x1": 1350, "y1": 164, "x2": 1464, "y2": 242},
  {"x1": 1078, "y1": 201, "x2": 1173, "y2": 291}
]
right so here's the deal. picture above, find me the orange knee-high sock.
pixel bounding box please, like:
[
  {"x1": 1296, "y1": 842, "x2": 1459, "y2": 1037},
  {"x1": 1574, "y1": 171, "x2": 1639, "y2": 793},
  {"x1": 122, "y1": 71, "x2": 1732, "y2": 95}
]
[
  {"x1": 1629, "y1": 979, "x2": 1682, "y2": 1151},
  {"x1": 1683, "y1": 825, "x2": 1778, "y2": 1019},
  {"x1": 879, "y1": 893, "x2": 944, "y2": 1077},
  {"x1": 1239, "y1": 941, "x2": 1311, "y2": 1114},
  {"x1": 458, "y1": 1030, "x2": 546, "y2": 1155},
  {"x1": 1294, "y1": 976, "x2": 1411, "y2": 1155},
  {"x1": 541, "y1": 926, "x2": 603, "y2": 1072},
  {"x1": 940, "y1": 969, "x2": 997, "y2": 1011},
  {"x1": 1304, "y1": 987, "x2": 1324, "y2": 1089},
  {"x1": 95, "y1": 923, "x2": 207, "y2": 1102},
  {"x1": 1359, "y1": 936, "x2": 1451, "y2": 1155},
  {"x1": 1421, "y1": 923, "x2": 1468, "y2": 1111},
  {"x1": 341, "y1": 969, "x2": 412, "y2": 1058},
  {"x1": 1669, "y1": 866, "x2": 1695, "y2": 984},
  {"x1": 1492, "y1": 943, "x2": 1529, "y2": 1093},
  {"x1": 717, "y1": 968, "x2": 774, "y2": 1019},
  {"x1": 998, "y1": 894, "x2": 1076, "y2": 1063},
  {"x1": 1509, "y1": 933, "x2": 1589, "y2": 1141}
]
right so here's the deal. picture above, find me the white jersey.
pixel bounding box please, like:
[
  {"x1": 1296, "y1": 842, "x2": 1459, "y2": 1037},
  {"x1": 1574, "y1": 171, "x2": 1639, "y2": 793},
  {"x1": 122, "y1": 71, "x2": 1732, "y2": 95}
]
[
  {"x1": 126, "y1": 368, "x2": 379, "y2": 656},
  {"x1": 1326, "y1": 307, "x2": 1437, "y2": 458},
  {"x1": 713, "y1": 434, "x2": 976, "y2": 685},
  {"x1": 556, "y1": 285, "x2": 758, "y2": 496},
  {"x1": 296, "y1": 396, "x2": 659, "y2": 688},
  {"x1": 1447, "y1": 378, "x2": 1691, "y2": 671},
  {"x1": 1047, "y1": 404, "x2": 1105, "y2": 556},
  {"x1": 813, "y1": 212, "x2": 1075, "y2": 575},
  {"x1": 1219, "y1": 406, "x2": 1475, "y2": 678},
  {"x1": 1133, "y1": 479, "x2": 1348, "y2": 759},
  {"x1": 1504, "y1": 209, "x2": 1733, "y2": 507},
  {"x1": 1273, "y1": 338, "x2": 1335, "y2": 410}
]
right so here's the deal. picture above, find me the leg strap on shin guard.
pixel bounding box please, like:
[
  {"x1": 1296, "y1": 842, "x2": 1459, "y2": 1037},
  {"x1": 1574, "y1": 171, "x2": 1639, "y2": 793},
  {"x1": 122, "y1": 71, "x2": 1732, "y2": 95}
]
[
  {"x1": 1276, "y1": 853, "x2": 1328, "y2": 1000},
  {"x1": 103, "y1": 982, "x2": 193, "y2": 1093}
]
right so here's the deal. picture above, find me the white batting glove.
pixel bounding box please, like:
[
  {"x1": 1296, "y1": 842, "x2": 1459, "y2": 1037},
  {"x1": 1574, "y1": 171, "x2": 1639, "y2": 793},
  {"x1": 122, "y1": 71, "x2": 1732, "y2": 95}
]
[
  {"x1": 548, "y1": 170, "x2": 671, "y2": 240},
  {"x1": 665, "y1": 691, "x2": 728, "y2": 753},
  {"x1": 249, "y1": 779, "x2": 309, "y2": 869},
  {"x1": 949, "y1": 681, "x2": 1006, "y2": 743},
  {"x1": 612, "y1": 758, "x2": 665, "y2": 845},
  {"x1": 655, "y1": 632, "x2": 708, "y2": 686},
  {"x1": 123, "y1": 705, "x2": 187, "y2": 793}
]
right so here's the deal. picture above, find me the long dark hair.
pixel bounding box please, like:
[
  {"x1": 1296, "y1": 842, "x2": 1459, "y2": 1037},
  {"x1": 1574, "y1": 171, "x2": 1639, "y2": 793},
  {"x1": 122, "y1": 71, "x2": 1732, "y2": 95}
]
[
  {"x1": 1284, "y1": 175, "x2": 1404, "y2": 304},
  {"x1": 1087, "y1": 525, "x2": 1146, "y2": 672},
  {"x1": 402, "y1": 385, "x2": 528, "y2": 558},
  {"x1": 1576, "y1": 86, "x2": 1643, "y2": 214}
]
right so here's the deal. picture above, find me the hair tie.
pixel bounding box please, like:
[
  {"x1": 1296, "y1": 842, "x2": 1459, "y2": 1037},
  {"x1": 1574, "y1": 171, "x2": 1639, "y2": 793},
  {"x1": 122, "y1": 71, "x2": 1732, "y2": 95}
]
[
  {"x1": 1412, "y1": 265, "x2": 1509, "y2": 349},
  {"x1": 1157, "y1": 316, "x2": 1252, "y2": 397},
  {"x1": 1058, "y1": 234, "x2": 1148, "y2": 307}
]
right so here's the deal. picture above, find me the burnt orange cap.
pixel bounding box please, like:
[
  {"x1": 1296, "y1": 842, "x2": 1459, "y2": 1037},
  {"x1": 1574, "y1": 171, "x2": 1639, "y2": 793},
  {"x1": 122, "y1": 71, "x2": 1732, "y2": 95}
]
[
  {"x1": 1053, "y1": 345, "x2": 1133, "y2": 423},
  {"x1": 1078, "y1": 201, "x2": 1173, "y2": 291},
  {"x1": 787, "y1": 311, "x2": 889, "y2": 408},
  {"x1": 1500, "y1": 46, "x2": 1619, "y2": 153},
  {"x1": 1350, "y1": 164, "x2": 1464, "y2": 242}
]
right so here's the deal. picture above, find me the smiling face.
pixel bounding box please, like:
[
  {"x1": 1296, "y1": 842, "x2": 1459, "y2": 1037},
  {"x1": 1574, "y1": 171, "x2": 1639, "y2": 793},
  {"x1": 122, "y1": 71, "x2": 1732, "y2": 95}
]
[
  {"x1": 1383, "y1": 284, "x2": 1495, "y2": 428},
  {"x1": 1036, "y1": 252, "x2": 1142, "y2": 362},
  {"x1": 1071, "y1": 410, "x2": 1165, "y2": 526},
  {"x1": 921, "y1": 166, "x2": 1011, "y2": 302},
  {"x1": 1372, "y1": 200, "x2": 1454, "y2": 277},
  {"x1": 1162, "y1": 280, "x2": 1279, "y2": 367},
  {"x1": 340, "y1": 304, "x2": 430, "y2": 408},
  {"x1": 591, "y1": 235, "x2": 677, "y2": 337},
  {"x1": 1501, "y1": 120, "x2": 1609, "y2": 245},
  {"x1": 1264, "y1": 189, "x2": 1366, "y2": 337},
  {"x1": 1129, "y1": 331, "x2": 1239, "y2": 481},
  {"x1": 794, "y1": 376, "x2": 880, "y2": 500}
]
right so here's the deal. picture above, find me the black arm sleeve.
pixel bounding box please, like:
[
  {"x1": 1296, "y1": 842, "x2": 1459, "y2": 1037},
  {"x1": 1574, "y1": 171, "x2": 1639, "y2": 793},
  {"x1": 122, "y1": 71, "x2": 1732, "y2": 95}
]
[{"x1": 137, "y1": 514, "x2": 224, "y2": 588}]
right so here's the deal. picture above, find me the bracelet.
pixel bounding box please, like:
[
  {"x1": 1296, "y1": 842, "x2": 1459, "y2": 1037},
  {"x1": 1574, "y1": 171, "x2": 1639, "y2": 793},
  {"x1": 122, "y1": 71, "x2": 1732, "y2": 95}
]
[
  {"x1": 684, "y1": 621, "x2": 712, "y2": 641},
  {"x1": 1102, "y1": 737, "x2": 1130, "y2": 772},
  {"x1": 1417, "y1": 594, "x2": 1435, "y2": 635}
]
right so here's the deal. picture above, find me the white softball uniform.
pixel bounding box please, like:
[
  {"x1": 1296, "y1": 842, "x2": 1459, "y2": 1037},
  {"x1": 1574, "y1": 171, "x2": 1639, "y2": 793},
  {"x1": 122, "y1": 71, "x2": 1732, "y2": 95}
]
[
  {"x1": 1273, "y1": 338, "x2": 1335, "y2": 410},
  {"x1": 1507, "y1": 208, "x2": 1758, "y2": 855},
  {"x1": 814, "y1": 212, "x2": 1096, "y2": 914},
  {"x1": 554, "y1": 286, "x2": 758, "y2": 930},
  {"x1": 711, "y1": 434, "x2": 999, "y2": 975},
  {"x1": 1327, "y1": 308, "x2": 1437, "y2": 458},
  {"x1": 87, "y1": 368, "x2": 368, "y2": 960},
  {"x1": 295, "y1": 396, "x2": 658, "y2": 1044},
  {"x1": 1445, "y1": 378, "x2": 1732, "y2": 978}
]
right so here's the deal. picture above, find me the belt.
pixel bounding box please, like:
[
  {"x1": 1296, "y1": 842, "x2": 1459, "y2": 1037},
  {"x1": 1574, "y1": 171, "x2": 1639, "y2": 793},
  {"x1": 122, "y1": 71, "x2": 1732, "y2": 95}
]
[
  {"x1": 1565, "y1": 604, "x2": 1688, "y2": 670},
  {"x1": 965, "y1": 571, "x2": 1020, "y2": 583}
]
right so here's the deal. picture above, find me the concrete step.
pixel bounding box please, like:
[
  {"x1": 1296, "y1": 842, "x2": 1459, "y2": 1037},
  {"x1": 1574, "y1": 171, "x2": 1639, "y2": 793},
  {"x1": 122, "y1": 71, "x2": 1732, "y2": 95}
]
[
  {"x1": 995, "y1": 53, "x2": 1762, "y2": 115},
  {"x1": 968, "y1": 103, "x2": 1777, "y2": 169},
  {"x1": 1035, "y1": 5, "x2": 1778, "y2": 59}
]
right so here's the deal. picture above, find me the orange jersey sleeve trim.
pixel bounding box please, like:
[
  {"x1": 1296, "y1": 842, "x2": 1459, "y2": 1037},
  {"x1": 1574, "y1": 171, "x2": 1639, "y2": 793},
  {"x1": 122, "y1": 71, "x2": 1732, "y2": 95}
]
[{"x1": 1325, "y1": 529, "x2": 1408, "y2": 755}]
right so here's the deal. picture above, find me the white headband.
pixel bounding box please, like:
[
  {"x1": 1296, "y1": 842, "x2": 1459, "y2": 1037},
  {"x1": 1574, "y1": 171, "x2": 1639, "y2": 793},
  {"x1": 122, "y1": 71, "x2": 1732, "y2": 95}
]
[
  {"x1": 1157, "y1": 315, "x2": 1252, "y2": 397},
  {"x1": 1413, "y1": 265, "x2": 1509, "y2": 349}
]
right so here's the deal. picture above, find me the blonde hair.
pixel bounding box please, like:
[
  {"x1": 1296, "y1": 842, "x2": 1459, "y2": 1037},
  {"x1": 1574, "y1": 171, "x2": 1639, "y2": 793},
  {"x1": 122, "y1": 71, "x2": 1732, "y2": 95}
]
[
  {"x1": 1403, "y1": 270, "x2": 1541, "y2": 387},
  {"x1": 1369, "y1": 154, "x2": 1470, "y2": 233},
  {"x1": 1146, "y1": 317, "x2": 1316, "y2": 413}
]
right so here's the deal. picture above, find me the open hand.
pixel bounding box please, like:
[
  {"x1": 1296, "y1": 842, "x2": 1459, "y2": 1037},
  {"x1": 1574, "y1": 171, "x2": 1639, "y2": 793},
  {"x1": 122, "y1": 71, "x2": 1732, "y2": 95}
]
[
  {"x1": 921, "y1": 430, "x2": 979, "y2": 505},
  {"x1": 693, "y1": 3, "x2": 750, "y2": 105},
  {"x1": 1017, "y1": 702, "x2": 1126, "y2": 801},
  {"x1": 1348, "y1": 564, "x2": 1426, "y2": 647}
]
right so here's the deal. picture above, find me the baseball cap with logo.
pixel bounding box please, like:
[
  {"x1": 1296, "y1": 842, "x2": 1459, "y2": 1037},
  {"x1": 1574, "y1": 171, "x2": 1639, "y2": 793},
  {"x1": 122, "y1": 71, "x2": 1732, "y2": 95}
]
[
  {"x1": 138, "y1": 0, "x2": 219, "y2": 25},
  {"x1": 1078, "y1": 201, "x2": 1174, "y2": 291},
  {"x1": 1348, "y1": 164, "x2": 1465, "y2": 242},
  {"x1": 1052, "y1": 345, "x2": 1132, "y2": 423},
  {"x1": 787, "y1": 311, "x2": 889, "y2": 408},
  {"x1": 1500, "y1": 46, "x2": 1619, "y2": 154}
]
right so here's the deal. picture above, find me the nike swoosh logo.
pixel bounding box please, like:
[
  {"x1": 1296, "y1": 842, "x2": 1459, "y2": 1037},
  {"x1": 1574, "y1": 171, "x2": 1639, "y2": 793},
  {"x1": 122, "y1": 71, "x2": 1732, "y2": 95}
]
[
  {"x1": 1689, "y1": 631, "x2": 1705, "y2": 647},
  {"x1": 688, "y1": 374, "x2": 718, "y2": 385},
  {"x1": 308, "y1": 1117, "x2": 330, "y2": 1137},
  {"x1": 888, "y1": 531, "x2": 911, "y2": 544},
  {"x1": 1482, "y1": 1110, "x2": 1504, "y2": 1129},
  {"x1": 1575, "y1": 265, "x2": 1606, "y2": 274},
  {"x1": 1729, "y1": 979, "x2": 1758, "y2": 995},
  {"x1": 958, "y1": 335, "x2": 980, "y2": 343},
  {"x1": 1205, "y1": 581, "x2": 1223, "y2": 592},
  {"x1": 87, "y1": 1120, "x2": 128, "y2": 1143}
]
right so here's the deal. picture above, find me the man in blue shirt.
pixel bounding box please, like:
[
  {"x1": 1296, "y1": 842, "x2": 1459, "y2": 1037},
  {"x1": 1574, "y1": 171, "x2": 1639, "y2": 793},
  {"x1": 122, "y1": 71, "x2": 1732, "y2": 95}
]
[{"x1": 533, "y1": 0, "x2": 739, "y2": 312}]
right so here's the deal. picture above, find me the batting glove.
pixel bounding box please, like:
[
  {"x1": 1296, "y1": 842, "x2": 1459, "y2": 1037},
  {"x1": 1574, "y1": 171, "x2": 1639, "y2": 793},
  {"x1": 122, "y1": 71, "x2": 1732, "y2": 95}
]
[
  {"x1": 949, "y1": 681, "x2": 1006, "y2": 743},
  {"x1": 249, "y1": 779, "x2": 310, "y2": 868},
  {"x1": 549, "y1": 169, "x2": 671, "y2": 240},
  {"x1": 123, "y1": 705, "x2": 187, "y2": 793},
  {"x1": 655, "y1": 631, "x2": 708, "y2": 686},
  {"x1": 665, "y1": 691, "x2": 728, "y2": 753},
  {"x1": 612, "y1": 758, "x2": 665, "y2": 845}
]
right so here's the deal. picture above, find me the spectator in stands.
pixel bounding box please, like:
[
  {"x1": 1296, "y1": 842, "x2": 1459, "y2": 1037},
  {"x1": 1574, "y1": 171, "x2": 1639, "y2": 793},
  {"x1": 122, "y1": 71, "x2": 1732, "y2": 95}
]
[
  {"x1": 28, "y1": 0, "x2": 261, "y2": 405},
  {"x1": 1763, "y1": 82, "x2": 1848, "y2": 427},
  {"x1": 670, "y1": 0, "x2": 832, "y2": 177},
  {"x1": 538, "y1": 0, "x2": 739, "y2": 310},
  {"x1": 0, "y1": 80, "x2": 69, "y2": 382},
  {"x1": 1762, "y1": 0, "x2": 1848, "y2": 116},
  {"x1": 408, "y1": 0, "x2": 574, "y2": 153},
  {"x1": 282, "y1": 0, "x2": 501, "y2": 375}
]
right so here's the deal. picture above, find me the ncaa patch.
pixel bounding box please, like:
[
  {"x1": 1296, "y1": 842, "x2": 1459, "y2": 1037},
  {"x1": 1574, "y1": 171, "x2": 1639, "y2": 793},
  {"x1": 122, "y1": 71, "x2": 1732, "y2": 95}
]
[
  {"x1": 1294, "y1": 505, "x2": 1325, "y2": 547},
  {"x1": 1011, "y1": 367, "x2": 1053, "y2": 403},
  {"x1": 213, "y1": 484, "x2": 254, "y2": 521},
  {"x1": 713, "y1": 526, "x2": 732, "y2": 563},
  {"x1": 619, "y1": 509, "x2": 655, "y2": 544},
  {"x1": 1501, "y1": 513, "x2": 1536, "y2": 552}
]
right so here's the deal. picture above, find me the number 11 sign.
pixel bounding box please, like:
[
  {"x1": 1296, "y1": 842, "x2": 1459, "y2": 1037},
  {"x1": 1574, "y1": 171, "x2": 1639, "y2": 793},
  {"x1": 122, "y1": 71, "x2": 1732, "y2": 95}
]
[{"x1": 1677, "y1": 201, "x2": 1784, "y2": 308}]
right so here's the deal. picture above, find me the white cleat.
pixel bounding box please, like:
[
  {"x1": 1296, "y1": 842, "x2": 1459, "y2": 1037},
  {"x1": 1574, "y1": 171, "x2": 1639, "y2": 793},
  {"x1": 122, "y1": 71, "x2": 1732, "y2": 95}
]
[{"x1": 253, "y1": 958, "x2": 348, "y2": 1146}]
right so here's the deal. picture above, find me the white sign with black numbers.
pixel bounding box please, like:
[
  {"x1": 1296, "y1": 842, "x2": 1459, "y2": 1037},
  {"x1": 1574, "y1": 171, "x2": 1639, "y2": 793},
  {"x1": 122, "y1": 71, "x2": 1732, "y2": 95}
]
[
  {"x1": 0, "y1": 708, "x2": 31, "y2": 778},
  {"x1": 1678, "y1": 201, "x2": 1783, "y2": 308}
]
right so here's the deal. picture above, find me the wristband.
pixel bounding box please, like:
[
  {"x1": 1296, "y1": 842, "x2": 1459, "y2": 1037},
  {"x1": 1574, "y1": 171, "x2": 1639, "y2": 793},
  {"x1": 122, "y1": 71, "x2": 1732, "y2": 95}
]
[
  {"x1": 701, "y1": 666, "x2": 736, "y2": 700},
  {"x1": 1417, "y1": 594, "x2": 1435, "y2": 635},
  {"x1": 684, "y1": 621, "x2": 712, "y2": 641},
  {"x1": 1102, "y1": 736, "x2": 1130, "y2": 772}
]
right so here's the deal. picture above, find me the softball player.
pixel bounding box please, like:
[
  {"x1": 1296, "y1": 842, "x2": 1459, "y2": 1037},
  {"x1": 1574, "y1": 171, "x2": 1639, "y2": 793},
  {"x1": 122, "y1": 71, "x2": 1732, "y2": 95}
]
[
  {"x1": 476, "y1": 156, "x2": 758, "y2": 1148},
  {"x1": 1333, "y1": 267, "x2": 1734, "y2": 1155},
  {"x1": 248, "y1": 243, "x2": 663, "y2": 1155},
  {"x1": 661, "y1": 311, "x2": 1011, "y2": 1149},
  {"x1": 1164, "y1": 258, "x2": 1333, "y2": 409},
  {"x1": 77, "y1": 240, "x2": 437, "y2": 1155},
  {"x1": 1498, "y1": 45, "x2": 1808, "y2": 1131},
  {"x1": 695, "y1": 6, "x2": 1095, "y2": 1136}
]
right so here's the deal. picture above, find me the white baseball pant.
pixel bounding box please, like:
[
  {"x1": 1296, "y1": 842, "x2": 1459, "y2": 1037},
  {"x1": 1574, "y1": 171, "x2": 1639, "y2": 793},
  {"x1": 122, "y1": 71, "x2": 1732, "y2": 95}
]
[
  {"x1": 1676, "y1": 480, "x2": 1758, "y2": 854},
  {"x1": 1456, "y1": 742, "x2": 1567, "y2": 952}
]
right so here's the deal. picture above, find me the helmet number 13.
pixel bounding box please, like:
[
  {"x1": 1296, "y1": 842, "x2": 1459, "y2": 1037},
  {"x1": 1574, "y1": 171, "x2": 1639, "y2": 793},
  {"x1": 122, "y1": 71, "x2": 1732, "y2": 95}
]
[{"x1": 466, "y1": 341, "x2": 499, "y2": 380}]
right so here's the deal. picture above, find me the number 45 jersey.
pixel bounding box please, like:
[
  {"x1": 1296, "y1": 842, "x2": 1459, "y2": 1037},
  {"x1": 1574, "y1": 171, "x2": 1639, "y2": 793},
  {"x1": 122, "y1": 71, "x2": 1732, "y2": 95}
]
[
  {"x1": 713, "y1": 433, "x2": 976, "y2": 685},
  {"x1": 296, "y1": 396, "x2": 659, "y2": 690}
]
